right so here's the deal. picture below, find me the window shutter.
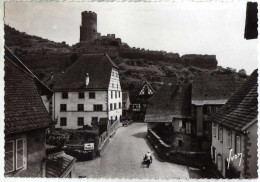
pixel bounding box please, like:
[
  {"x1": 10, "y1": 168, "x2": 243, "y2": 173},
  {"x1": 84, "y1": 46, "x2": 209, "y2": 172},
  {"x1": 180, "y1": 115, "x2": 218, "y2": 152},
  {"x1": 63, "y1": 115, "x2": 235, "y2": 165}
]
[
  {"x1": 212, "y1": 123, "x2": 216, "y2": 137},
  {"x1": 227, "y1": 131, "x2": 232, "y2": 148},
  {"x1": 16, "y1": 139, "x2": 24, "y2": 169},
  {"x1": 236, "y1": 136, "x2": 241, "y2": 153},
  {"x1": 5, "y1": 141, "x2": 15, "y2": 173}
]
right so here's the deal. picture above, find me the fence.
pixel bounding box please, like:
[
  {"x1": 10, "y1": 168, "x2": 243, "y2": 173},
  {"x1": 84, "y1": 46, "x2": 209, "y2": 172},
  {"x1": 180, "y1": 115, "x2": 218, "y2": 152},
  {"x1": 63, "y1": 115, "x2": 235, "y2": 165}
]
[{"x1": 98, "y1": 120, "x2": 120, "y2": 151}]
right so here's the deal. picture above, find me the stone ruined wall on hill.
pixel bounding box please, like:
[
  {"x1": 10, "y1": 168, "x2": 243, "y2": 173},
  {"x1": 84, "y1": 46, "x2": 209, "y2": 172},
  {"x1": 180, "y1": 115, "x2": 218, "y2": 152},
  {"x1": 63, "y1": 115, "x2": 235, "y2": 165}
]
[
  {"x1": 119, "y1": 48, "x2": 217, "y2": 69},
  {"x1": 119, "y1": 48, "x2": 165, "y2": 61},
  {"x1": 180, "y1": 55, "x2": 218, "y2": 70}
]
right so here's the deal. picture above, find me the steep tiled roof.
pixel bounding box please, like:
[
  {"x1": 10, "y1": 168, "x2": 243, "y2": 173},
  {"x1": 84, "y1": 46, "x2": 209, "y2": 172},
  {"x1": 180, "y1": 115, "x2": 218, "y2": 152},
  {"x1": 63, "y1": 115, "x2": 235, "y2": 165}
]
[
  {"x1": 211, "y1": 69, "x2": 258, "y2": 131},
  {"x1": 53, "y1": 54, "x2": 118, "y2": 90},
  {"x1": 192, "y1": 74, "x2": 238, "y2": 105},
  {"x1": 5, "y1": 58, "x2": 52, "y2": 134},
  {"x1": 5, "y1": 46, "x2": 53, "y2": 95},
  {"x1": 145, "y1": 78, "x2": 191, "y2": 123}
]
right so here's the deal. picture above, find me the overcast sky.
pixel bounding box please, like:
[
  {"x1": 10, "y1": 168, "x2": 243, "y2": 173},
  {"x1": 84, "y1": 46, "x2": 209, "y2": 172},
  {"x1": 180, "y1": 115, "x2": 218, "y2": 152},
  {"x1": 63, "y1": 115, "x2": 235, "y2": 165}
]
[{"x1": 4, "y1": 1, "x2": 258, "y2": 74}]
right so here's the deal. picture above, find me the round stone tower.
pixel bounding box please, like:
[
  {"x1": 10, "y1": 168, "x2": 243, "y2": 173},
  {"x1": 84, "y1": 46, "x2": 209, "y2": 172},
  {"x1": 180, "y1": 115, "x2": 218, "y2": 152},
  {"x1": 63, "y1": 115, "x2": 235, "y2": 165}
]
[{"x1": 80, "y1": 11, "x2": 97, "y2": 42}]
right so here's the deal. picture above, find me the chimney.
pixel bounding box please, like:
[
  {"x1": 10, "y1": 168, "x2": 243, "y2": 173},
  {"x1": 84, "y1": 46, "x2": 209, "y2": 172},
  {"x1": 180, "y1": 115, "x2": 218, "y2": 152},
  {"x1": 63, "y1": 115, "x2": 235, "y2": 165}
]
[{"x1": 86, "y1": 73, "x2": 89, "y2": 86}]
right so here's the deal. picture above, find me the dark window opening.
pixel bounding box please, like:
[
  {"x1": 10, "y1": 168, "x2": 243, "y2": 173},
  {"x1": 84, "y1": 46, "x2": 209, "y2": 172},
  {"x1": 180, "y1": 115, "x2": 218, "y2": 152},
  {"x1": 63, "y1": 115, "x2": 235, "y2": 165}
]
[
  {"x1": 78, "y1": 92, "x2": 85, "y2": 99},
  {"x1": 89, "y1": 92, "x2": 95, "y2": 99},
  {"x1": 94, "y1": 105, "x2": 103, "y2": 111},
  {"x1": 78, "y1": 117, "x2": 84, "y2": 126},
  {"x1": 60, "y1": 118, "x2": 67, "y2": 126},
  {"x1": 62, "y1": 92, "x2": 68, "y2": 99},
  {"x1": 60, "y1": 104, "x2": 67, "y2": 111},
  {"x1": 78, "y1": 104, "x2": 84, "y2": 111}
]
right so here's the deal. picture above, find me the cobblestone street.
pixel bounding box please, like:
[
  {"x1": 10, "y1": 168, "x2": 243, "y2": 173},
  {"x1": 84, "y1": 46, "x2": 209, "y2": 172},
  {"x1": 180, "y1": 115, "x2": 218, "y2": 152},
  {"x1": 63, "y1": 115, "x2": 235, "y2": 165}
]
[{"x1": 75, "y1": 123, "x2": 190, "y2": 179}]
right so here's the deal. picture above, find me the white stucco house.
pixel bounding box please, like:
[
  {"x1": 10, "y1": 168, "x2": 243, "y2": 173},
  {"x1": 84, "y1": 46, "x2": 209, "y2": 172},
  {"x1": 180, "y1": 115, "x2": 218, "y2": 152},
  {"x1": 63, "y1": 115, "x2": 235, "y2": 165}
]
[{"x1": 51, "y1": 54, "x2": 122, "y2": 130}]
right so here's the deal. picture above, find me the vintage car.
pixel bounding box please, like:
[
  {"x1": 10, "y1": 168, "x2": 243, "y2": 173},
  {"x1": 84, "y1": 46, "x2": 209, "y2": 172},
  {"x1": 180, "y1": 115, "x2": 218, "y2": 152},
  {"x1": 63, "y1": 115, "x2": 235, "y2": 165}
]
[{"x1": 121, "y1": 117, "x2": 132, "y2": 127}]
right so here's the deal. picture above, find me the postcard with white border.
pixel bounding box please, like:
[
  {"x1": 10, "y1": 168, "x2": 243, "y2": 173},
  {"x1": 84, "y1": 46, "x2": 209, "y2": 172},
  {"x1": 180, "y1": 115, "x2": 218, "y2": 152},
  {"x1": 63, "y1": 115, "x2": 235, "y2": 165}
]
[{"x1": 2, "y1": 0, "x2": 259, "y2": 180}]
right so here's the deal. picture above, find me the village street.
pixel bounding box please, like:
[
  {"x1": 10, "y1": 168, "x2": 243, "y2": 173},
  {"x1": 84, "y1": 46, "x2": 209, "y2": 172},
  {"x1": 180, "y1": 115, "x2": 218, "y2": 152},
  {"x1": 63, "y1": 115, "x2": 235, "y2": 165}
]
[{"x1": 75, "y1": 123, "x2": 190, "y2": 179}]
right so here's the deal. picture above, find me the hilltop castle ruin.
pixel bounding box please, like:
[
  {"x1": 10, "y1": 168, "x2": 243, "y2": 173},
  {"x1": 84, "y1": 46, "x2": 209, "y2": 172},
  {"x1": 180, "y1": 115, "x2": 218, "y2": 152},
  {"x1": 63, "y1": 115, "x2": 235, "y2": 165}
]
[{"x1": 80, "y1": 11, "x2": 98, "y2": 42}]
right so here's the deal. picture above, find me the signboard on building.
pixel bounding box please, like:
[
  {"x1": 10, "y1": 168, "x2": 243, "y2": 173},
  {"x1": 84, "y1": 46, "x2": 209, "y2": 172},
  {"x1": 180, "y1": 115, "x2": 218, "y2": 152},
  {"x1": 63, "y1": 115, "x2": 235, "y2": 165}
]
[{"x1": 84, "y1": 143, "x2": 94, "y2": 151}]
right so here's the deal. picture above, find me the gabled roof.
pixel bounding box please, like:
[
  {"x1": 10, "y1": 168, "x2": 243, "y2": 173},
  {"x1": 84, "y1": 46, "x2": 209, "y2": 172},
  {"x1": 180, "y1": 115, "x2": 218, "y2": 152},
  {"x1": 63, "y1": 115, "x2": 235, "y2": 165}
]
[
  {"x1": 130, "y1": 81, "x2": 155, "y2": 103},
  {"x1": 139, "y1": 81, "x2": 155, "y2": 95},
  {"x1": 53, "y1": 54, "x2": 118, "y2": 90},
  {"x1": 5, "y1": 57, "x2": 52, "y2": 134},
  {"x1": 192, "y1": 74, "x2": 237, "y2": 105},
  {"x1": 211, "y1": 69, "x2": 258, "y2": 132},
  {"x1": 46, "y1": 152, "x2": 76, "y2": 178},
  {"x1": 145, "y1": 78, "x2": 192, "y2": 123},
  {"x1": 5, "y1": 46, "x2": 53, "y2": 95}
]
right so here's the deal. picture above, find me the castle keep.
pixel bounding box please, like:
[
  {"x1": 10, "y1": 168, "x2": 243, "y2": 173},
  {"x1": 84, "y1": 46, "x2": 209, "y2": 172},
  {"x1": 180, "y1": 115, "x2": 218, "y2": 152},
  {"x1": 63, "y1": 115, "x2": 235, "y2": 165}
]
[{"x1": 80, "y1": 11, "x2": 98, "y2": 42}]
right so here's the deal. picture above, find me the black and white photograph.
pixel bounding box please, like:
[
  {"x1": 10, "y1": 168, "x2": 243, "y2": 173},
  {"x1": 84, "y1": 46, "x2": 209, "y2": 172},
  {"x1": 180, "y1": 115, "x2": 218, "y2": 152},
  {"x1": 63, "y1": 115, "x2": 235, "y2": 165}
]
[{"x1": 2, "y1": 0, "x2": 258, "y2": 180}]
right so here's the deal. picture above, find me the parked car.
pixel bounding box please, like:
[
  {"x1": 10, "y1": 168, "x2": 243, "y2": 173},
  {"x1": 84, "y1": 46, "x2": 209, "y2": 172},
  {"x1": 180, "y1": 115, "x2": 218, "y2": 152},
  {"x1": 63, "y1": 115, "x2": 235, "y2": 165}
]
[{"x1": 122, "y1": 117, "x2": 132, "y2": 127}]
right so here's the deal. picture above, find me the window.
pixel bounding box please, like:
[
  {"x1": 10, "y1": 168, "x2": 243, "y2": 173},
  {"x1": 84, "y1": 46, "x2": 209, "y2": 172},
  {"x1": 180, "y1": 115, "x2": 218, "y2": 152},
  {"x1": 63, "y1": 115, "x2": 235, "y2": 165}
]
[
  {"x1": 186, "y1": 123, "x2": 191, "y2": 134},
  {"x1": 89, "y1": 92, "x2": 95, "y2": 99},
  {"x1": 235, "y1": 135, "x2": 241, "y2": 154},
  {"x1": 212, "y1": 147, "x2": 216, "y2": 163},
  {"x1": 123, "y1": 102, "x2": 126, "y2": 108},
  {"x1": 216, "y1": 107, "x2": 219, "y2": 112},
  {"x1": 94, "y1": 105, "x2": 103, "y2": 111},
  {"x1": 78, "y1": 117, "x2": 84, "y2": 126},
  {"x1": 207, "y1": 106, "x2": 212, "y2": 114},
  {"x1": 60, "y1": 104, "x2": 67, "y2": 111},
  {"x1": 178, "y1": 140, "x2": 183, "y2": 147},
  {"x1": 78, "y1": 104, "x2": 84, "y2": 111},
  {"x1": 119, "y1": 102, "x2": 121, "y2": 109},
  {"x1": 218, "y1": 126, "x2": 223, "y2": 141},
  {"x1": 91, "y1": 117, "x2": 98, "y2": 127},
  {"x1": 111, "y1": 91, "x2": 113, "y2": 99},
  {"x1": 114, "y1": 103, "x2": 117, "y2": 110},
  {"x1": 133, "y1": 104, "x2": 140, "y2": 111},
  {"x1": 5, "y1": 139, "x2": 25, "y2": 173},
  {"x1": 112, "y1": 83, "x2": 114, "y2": 88},
  {"x1": 227, "y1": 131, "x2": 232, "y2": 149},
  {"x1": 110, "y1": 103, "x2": 113, "y2": 110},
  {"x1": 117, "y1": 84, "x2": 118, "y2": 89},
  {"x1": 119, "y1": 92, "x2": 120, "y2": 98},
  {"x1": 115, "y1": 92, "x2": 117, "y2": 98},
  {"x1": 212, "y1": 107, "x2": 216, "y2": 114},
  {"x1": 62, "y1": 92, "x2": 68, "y2": 99},
  {"x1": 212, "y1": 123, "x2": 216, "y2": 137},
  {"x1": 78, "y1": 92, "x2": 85, "y2": 99},
  {"x1": 16, "y1": 139, "x2": 24, "y2": 170},
  {"x1": 60, "y1": 117, "x2": 67, "y2": 126},
  {"x1": 92, "y1": 117, "x2": 98, "y2": 123}
]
